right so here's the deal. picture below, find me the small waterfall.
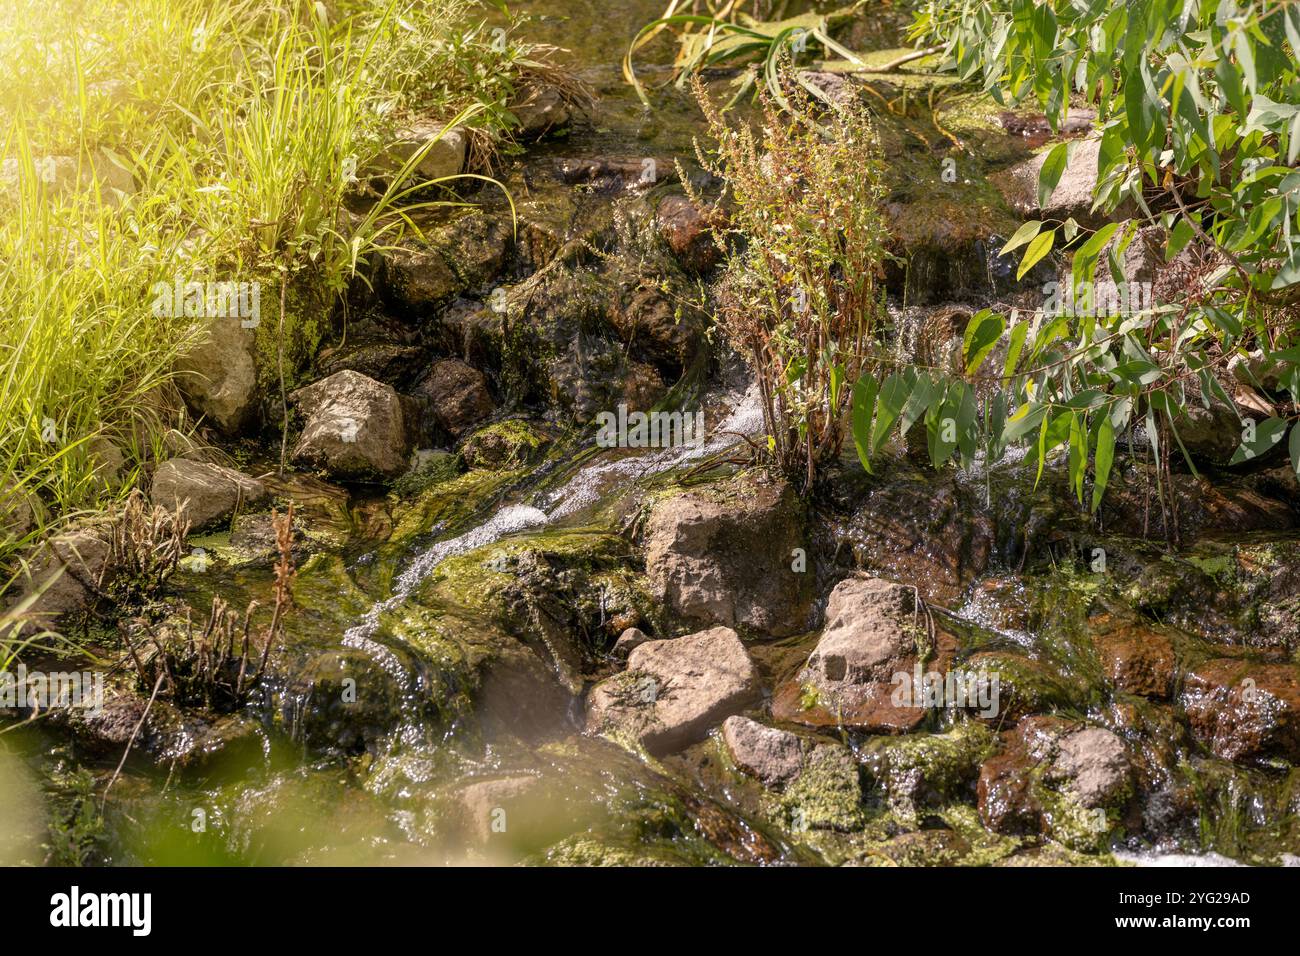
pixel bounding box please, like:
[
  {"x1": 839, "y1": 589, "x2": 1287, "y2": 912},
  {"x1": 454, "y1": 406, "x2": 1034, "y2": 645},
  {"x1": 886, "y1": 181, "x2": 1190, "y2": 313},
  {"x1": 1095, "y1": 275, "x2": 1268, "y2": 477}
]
[{"x1": 343, "y1": 382, "x2": 765, "y2": 645}]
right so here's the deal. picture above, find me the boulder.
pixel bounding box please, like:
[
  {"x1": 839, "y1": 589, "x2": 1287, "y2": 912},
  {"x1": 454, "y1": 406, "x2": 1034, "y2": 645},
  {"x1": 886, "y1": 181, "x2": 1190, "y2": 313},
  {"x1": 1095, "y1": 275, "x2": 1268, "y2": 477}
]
[
  {"x1": 8, "y1": 528, "x2": 112, "y2": 631},
  {"x1": 978, "y1": 717, "x2": 1132, "y2": 842},
  {"x1": 997, "y1": 136, "x2": 1104, "y2": 226},
  {"x1": 378, "y1": 213, "x2": 509, "y2": 315},
  {"x1": 175, "y1": 316, "x2": 259, "y2": 435},
  {"x1": 772, "y1": 576, "x2": 953, "y2": 732},
  {"x1": 290, "y1": 370, "x2": 409, "y2": 480},
  {"x1": 585, "y1": 626, "x2": 760, "y2": 755},
  {"x1": 149, "y1": 459, "x2": 266, "y2": 529},
  {"x1": 378, "y1": 121, "x2": 465, "y2": 183},
  {"x1": 721, "y1": 716, "x2": 805, "y2": 788},
  {"x1": 611, "y1": 626, "x2": 651, "y2": 659},
  {"x1": 656, "y1": 195, "x2": 721, "y2": 274},
  {"x1": 1088, "y1": 615, "x2": 1176, "y2": 699},
  {"x1": 513, "y1": 86, "x2": 572, "y2": 138},
  {"x1": 643, "y1": 475, "x2": 813, "y2": 637},
  {"x1": 780, "y1": 743, "x2": 865, "y2": 832},
  {"x1": 1181, "y1": 658, "x2": 1300, "y2": 763},
  {"x1": 1048, "y1": 727, "x2": 1132, "y2": 808},
  {"x1": 411, "y1": 359, "x2": 495, "y2": 437}
]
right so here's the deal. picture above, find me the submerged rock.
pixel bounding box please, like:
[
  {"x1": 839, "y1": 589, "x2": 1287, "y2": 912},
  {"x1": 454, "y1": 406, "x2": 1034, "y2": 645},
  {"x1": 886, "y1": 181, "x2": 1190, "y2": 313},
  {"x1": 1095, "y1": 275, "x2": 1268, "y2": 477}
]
[
  {"x1": 656, "y1": 195, "x2": 722, "y2": 274},
  {"x1": 643, "y1": 474, "x2": 813, "y2": 637},
  {"x1": 1181, "y1": 658, "x2": 1300, "y2": 764},
  {"x1": 150, "y1": 459, "x2": 266, "y2": 530},
  {"x1": 781, "y1": 743, "x2": 865, "y2": 832},
  {"x1": 977, "y1": 717, "x2": 1132, "y2": 849},
  {"x1": 585, "y1": 626, "x2": 760, "y2": 755},
  {"x1": 859, "y1": 719, "x2": 995, "y2": 822},
  {"x1": 1088, "y1": 614, "x2": 1176, "y2": 699},
  {"x1": 290, "y1": 370, "x2": 409, "y2": 480}
]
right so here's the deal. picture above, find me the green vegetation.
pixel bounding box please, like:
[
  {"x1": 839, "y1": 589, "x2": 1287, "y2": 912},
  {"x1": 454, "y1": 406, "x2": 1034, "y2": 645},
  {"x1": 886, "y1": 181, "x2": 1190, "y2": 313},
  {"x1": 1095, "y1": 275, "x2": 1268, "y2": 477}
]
[
  {"x1": 640, "y1": 0, "x2": 1299, "y2": 527},
  {"x1": 691, "y1": 82, "x2": 888, "y2": 491},
  {"x1": 0, "y1": 0, "x2": 550, "y2": 589}
]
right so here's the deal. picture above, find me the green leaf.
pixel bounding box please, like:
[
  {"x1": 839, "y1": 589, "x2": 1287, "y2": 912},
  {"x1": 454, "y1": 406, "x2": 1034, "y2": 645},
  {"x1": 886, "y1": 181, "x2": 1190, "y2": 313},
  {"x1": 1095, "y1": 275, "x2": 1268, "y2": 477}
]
[
  {"x1": 1290, "y1": 421, "x2": 1300, "y2": 481},
  {"x1": 1038, "y1": 142, "x2": 1071, "y2": 208},
  {"x1": 871, "y1": 373, "x2": 910, "y2": 456},
  {"x1": 1018, "y1": 229, "x2": 1055, "y2": 280},
  {"x1": 1091, "y1": 412, "x2": 1116, "y2": 512},
  {"x1": 850, "y1": 372, "x2": 879, "y2": 474},
  {"x1": 962, "y1": 310, "x2": 1005, "y2": 376},
  {"x1": 1229, "y1": 416, "x2": 1288, "y2": 464},
  {"x1": 1003, "y1": 319, "x2": 1029, "y2": 382},
  {"x1": 1000, "y1": 220, "x2": 1043, "y2": 256}
]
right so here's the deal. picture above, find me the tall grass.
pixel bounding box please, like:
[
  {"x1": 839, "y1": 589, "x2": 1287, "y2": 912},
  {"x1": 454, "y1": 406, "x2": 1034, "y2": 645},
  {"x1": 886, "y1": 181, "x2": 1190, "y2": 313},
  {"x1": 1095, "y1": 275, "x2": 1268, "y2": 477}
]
[{"x1": 0, "y1": 0, "x2": 536, "y2": 623}]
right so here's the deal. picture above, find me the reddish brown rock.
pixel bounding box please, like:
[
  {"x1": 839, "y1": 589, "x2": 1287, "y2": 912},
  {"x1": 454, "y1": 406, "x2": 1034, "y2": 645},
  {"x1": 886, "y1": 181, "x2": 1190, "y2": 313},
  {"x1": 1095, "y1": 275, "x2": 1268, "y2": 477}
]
[
  {"x1": 656, "y1": 195, "x2": 722, "y2": 274},
  {"x1": 1181, "y1": 658, "x2": 1300, "y2": 763},
  {"x1": 1089, "y1": 615, "x2": 1177, "y2": 699}
]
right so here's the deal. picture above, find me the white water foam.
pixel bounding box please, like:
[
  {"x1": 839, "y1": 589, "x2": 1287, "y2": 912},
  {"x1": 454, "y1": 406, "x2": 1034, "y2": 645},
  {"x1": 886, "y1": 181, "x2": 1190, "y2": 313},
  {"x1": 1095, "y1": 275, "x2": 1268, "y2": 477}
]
[{"x1": 343, "y1": 384, "x2": 764, "y2": 644}]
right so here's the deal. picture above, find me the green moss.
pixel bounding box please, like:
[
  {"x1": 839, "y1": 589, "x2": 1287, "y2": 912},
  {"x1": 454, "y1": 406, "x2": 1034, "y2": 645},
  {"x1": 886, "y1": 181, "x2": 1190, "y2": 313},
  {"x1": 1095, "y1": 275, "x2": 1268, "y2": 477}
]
[
  {"x1": 459, "y1": 418, "x2": 552, "y2": 469},
  {"x1": 860, "y1": 719, "x2": 996, "y2": 822},
  {"x1": 780, "y1": 744, "x2": 865, "y2": 833},
  {"x1": 386, "y1": 466, "x2": 525, "y2": 545}
]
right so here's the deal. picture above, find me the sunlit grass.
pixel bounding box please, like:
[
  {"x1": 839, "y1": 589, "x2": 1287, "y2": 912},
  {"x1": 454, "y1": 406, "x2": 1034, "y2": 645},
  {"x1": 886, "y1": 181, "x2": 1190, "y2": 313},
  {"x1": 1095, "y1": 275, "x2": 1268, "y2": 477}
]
[{"x1": 0, "y1": 0, "x2": 533, "y2": 609}]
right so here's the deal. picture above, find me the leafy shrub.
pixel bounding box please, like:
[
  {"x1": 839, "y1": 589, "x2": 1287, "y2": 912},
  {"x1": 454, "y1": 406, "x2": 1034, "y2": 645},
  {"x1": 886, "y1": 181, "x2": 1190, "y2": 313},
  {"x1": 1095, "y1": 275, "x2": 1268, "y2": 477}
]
[{"x1": 691, "y1": 82, "x2": 889, "y2": 491}]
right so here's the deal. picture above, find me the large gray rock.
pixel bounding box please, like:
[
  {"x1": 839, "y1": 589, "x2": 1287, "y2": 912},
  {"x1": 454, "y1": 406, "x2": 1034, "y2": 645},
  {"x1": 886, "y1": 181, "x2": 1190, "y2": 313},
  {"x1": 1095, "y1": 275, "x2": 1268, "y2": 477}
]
[
  {"x1": 998, "y1": 135, "x2": 1103, "y2": 226},
  {"x1": 1047, "y1": 727, "x2": 1132, "y2": 809},
  {"x1": 585, "y1": 626, "x2": 760, "y2": 755},
  {"x1": 290, "y1": 370, "x2": 409, "y2": 480},
  {"x1": 772, "y1": 575, "x2": 953, "y2": 732},
  {"x1": 378, "y1": 121, "x2": 466, "y2": 183},
  {"x1": 643, "y1": 475, "x2": 812, "y2": 637},
  {"x1": 150, "y1": 459, "x2": 266, "y2": 529},
  {"x1": 721, "y1": 716, "x2": 805, "y2": 787},
  {"x1": 175, "y1": 316, "x2": 259, "y2": 435},
  {"x1": 8, "y1": 528, "x2": 112, "y2": 632}
]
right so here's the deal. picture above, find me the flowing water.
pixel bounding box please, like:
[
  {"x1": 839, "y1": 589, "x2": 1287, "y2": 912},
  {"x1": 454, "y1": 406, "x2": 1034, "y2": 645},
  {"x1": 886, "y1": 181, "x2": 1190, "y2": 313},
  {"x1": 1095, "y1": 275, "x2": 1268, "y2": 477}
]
[{"x1": 4, "y1": 1, "x2": 1298, "y2": 868}]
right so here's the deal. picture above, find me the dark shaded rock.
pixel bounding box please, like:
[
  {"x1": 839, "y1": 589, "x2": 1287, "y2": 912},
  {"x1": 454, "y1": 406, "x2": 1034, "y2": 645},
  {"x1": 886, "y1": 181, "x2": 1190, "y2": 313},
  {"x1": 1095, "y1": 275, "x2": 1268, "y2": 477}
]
[
  {"x1": 377, "y1": 212, "x2": 509, "y2": 316},
  {"x1": 656, "y1": 195, "x2": 721, "y2": 274},
  {"x1": 410, "y1": 359, "x2": 495, "y2": 438},
  {"x1": 318, "y1": 342, "x2": 426, "y2": 387}
]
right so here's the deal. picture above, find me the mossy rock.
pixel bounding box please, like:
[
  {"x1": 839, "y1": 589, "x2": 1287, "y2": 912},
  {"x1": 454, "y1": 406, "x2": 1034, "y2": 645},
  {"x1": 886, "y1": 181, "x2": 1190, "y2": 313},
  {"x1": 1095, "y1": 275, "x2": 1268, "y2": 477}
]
[
  {"x1": 780, "y1": 744, "x2": 866, "y2": 833},
  {"x1": 459, "y1": 418, "x2": 554, "y2": 469},
  {"x1": 859, "y1": 719, "x2": 997, "y2": 822}
]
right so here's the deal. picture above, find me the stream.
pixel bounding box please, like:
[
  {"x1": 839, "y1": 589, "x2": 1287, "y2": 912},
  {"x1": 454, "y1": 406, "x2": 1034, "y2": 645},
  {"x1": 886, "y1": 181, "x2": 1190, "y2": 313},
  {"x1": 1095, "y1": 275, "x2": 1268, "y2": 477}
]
[{"x1": 3, "y1": 1, "x2": 1299, "y2": 868}]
